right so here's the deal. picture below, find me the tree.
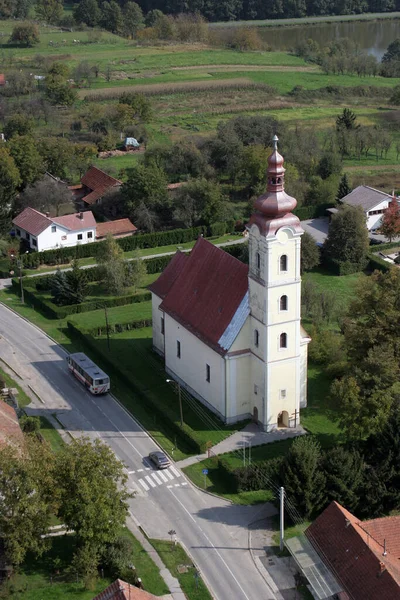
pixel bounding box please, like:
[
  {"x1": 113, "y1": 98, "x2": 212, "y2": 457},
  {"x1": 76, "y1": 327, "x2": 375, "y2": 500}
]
[
  {"x1": 336, "y1": 107, "x2": 359, "y2": 131},
  {"x1": 173, "y1": 178, "x2": 226, "y2": 227},
  {"x1": 35, "y1": 0, "x2": 63, "y2": 23},
  {"x1": 9, "y1": 22, "x2": 39, "y2": 46},
  {"x1": 118, "y1": 92, "x2": 153, "y2": 123},
  {"x1": 4, "y1": 114, "x2": 34, "y2": 139},
  {"x1": 301, "y1": 231, "x2": 320, "y2": 273},
  {"x1": 323, "y1": 446, "x2": 364, "y2": 511},
  {"x1": 51, "y1": 269, "x2": 70, "y2": 306},
  {"x1": 97, "y1": 234, "x2": 126, "y2": 295},
  {"x1": 15, "y1": 176, "x2": 73, "y2": 216},
  {"x1": 125, "y1": 251, "x2": 147, "y2": 291},
  {"x1": 73, "y1": 61, "x2": 95, "y2": 88},
  {"x1": 282, "y1": 435, "x2": 326, "y2": 519},
  {"x1": 0, "y1": 146, "x2": 21, "y2": 214},
  {"x1": 123, "y1": 2, "x2": 144, "y2": 38},
  {"x1": 8, "y1": 135, "x2": 43, "y2": 188},
  {"x1": 316, "y1": 152, "x2": 342, "y2": 180},
  {"x1": 144, "y1": 8, "x2": 164, "y2": 27},
  {"x1": 238, "y1": 144, "x2": 268, "y2": 196},
  {"x1": 380, "y1": 198, "x2": 400, "y2": 242},
  {"x1": 55, "y1": 437, "x2": 130, "y2": 552},
  {"x1": 123, "y1": 163, "x2": 169, "y2": 231},
  {"x1": 73, "y1": 0, "x2": 101, "y2": 26},
  {"x1": 65, "y1": 260, "x2": 89, "y2": 304},
  {"x1": 100, "y1": 1, "x2": 123, "y2": 33},
  {"x1": 0, "y1": 439, "x2": 56, "y2": 565},
  {"x1": 323, "y1": 204, "x2": 369, "y2": 269},
  {"x1": 336, "y1": 173, "x2": 351, "y2": 200},
  {"x1": 39, "y1": 137, "x2": 74, "y2": 179},
  {"x1": 44, "y1": 75, "x2": 77, "y2": 106},
  {"x1": 382, "y1": 38, "x2": 400, "y2": 63}
]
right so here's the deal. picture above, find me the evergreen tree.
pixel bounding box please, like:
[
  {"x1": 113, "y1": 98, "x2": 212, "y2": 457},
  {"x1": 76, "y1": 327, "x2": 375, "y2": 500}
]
[
  {"x1": 323, "y1": 446, "x2": 364, "y2": 511},
  {"x1": 65, "y1": 260, "x2": 88, "y2": 304},
  {"x1": 97, "y1": 234, "x2": 126, "y2": 295},
  {"x1": 336, "y1": 108, "x2": 359, "y2": 131},
  {"x1": 73, "y1": 0, "x2": 101, "y2": 26},
  {"x1": 125, "y1": 252, "x2": 147, "y2": 292},
  {"x1": 336, "y1": 173, "x2": 351, "y2": 201},
  {"x1": 282, "y1": 436, "x2": 326, "y2": 519},
  {"x1": 51, "y1": 269, "x2": 70, "y2": 305},
  {"x1": 323, "y1": 204, "x2": 369, "y2": 268}
]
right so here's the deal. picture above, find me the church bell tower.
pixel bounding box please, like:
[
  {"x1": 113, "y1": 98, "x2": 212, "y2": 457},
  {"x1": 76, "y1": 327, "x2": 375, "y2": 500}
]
[{"x1": 247, "y1": 136, "x2": 308, "y2": 431}]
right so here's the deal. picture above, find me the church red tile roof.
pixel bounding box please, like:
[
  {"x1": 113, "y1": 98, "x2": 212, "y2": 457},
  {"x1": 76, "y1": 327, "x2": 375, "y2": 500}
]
[
  {"x1": 81, "y1": 167, "x2": 122, "y2": 205},
  {"x1": 148, "y1": 251, "x2": 188, "y2": 299},
  {"x1": 158, "y1": 238, "x2": 248, "y2": 354},
  {"x1": 92, "y1": 579, "x2": 161, "y2": 600},
  {"x1": 96, "y1": 218, "x2": 137, "y2": 239},
  {"x1": 306, "y1": 502, "x2": 400, "y2": 600}
]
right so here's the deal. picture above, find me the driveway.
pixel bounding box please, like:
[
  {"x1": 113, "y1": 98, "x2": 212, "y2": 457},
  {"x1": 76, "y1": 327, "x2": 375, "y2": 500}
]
[{"x1": 300, "y1": 218, "x2": 329, "y2": 245}]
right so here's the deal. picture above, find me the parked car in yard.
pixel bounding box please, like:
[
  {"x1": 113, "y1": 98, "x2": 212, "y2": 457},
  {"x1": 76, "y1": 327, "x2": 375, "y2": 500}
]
[{"x1": 149, "y1": 451, "x2": 171, "y2": 469}]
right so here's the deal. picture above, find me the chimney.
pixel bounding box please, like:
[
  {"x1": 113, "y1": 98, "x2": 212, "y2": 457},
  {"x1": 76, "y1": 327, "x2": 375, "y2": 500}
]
[
  {"x1": 45, "y1": 211, "x2": 50, "y2": 217},
  {"x1": 383, "y1": 539, "x2": 387, "y2": 556},
  {"x1": 378, "y1": 561, "x2": 386, "y2": 576},
  {"x1": 79, "y1": 212, "x2": 83, "y2": 220}
]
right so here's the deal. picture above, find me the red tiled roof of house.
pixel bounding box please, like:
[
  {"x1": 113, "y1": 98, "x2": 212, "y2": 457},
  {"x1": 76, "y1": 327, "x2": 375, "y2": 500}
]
[
  {"x1": 361, "y1": 516, "x2": 400, "y2": 562},
  {"x1": 149, "y1": 251, "x2": 188, "y2": 299},
  {"x1": 0, "y1": 74, "x2": 5, "y2": 86},
  {"x1": 96, "y1": 218, "x2": 137, "y2": 239},
  {"x1": 0, "y1": 401, "x2": 24, "y2": 448},
  {"x1": 81, "y1": 167, "x2": 122, "y2": 205},
  {"x1": 52, "y1": 211, "x2": 96, "y2": 231},
  {"x1": 167, "y1": 182, "x2": 186, "y2": 190},
  {"x1": 92, "y1": 579, "x2": 161, "y2": 600},
  {"x1": 306, "y1": 502, "x2": 400, "y2": 600},
  {"x1": 159, "y1": 237, "x2": 248, "y2": 354},
  {"x1": 13, "y1": 207, "x2": 52, "y2": 236}
]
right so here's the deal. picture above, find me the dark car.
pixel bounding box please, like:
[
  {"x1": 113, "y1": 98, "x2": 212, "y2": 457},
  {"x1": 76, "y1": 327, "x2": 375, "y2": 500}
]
[{"x1": 149, "y1": 451, "x2": 171, "y2": 469}]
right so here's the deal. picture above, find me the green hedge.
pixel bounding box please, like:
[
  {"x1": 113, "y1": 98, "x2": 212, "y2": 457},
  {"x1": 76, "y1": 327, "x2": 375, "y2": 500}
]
[
  {"x1": 293, "y1": 203, "x2": 335, "y2": 221},
  {"x1": 368, "y1": 253, "x2": 391, "y2": 273},
  {"x1": 20, "y1": 222, "x2": 234, "y2": 269},
  {"x1": 74, "y1": 318, "x2": 153, "y2": 337},
  {"x1": 67, "y1": 321, "x2": 204, "y2": 454},
  {"x1": 322, "y1": 256, "x2": 366, "y2": 276}
]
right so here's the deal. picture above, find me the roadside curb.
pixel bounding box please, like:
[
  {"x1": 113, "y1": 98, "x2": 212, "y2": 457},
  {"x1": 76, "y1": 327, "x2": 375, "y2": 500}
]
[
  {"x1": 247, "y1": 519, "x2": 284, "y2": 600},
  {"x1": 179, "y1": 539, "x2": 216, "y2": 600}
]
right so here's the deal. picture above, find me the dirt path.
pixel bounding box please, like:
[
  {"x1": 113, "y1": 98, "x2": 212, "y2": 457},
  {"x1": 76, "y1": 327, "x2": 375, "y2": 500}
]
[{"x1": 345, "y1": 164, "x2": 399, "y2": 171}]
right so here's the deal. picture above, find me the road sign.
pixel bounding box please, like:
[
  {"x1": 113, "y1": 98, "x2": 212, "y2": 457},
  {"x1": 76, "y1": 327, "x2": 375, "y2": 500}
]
[{"x1": 202, "y1": 469, "x2": 208, "y2": 475}]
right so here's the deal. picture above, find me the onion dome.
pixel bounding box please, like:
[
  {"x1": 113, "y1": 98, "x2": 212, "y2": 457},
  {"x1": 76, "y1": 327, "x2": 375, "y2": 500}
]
[{"x1": 253, "y1": 135, "x2": 297, "y2": 218}]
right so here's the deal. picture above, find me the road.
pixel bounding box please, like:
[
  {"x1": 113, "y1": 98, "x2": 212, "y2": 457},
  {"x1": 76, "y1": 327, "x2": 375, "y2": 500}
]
[{"x1": 0, "y1": 304, "x2": 278, "y2": 600}]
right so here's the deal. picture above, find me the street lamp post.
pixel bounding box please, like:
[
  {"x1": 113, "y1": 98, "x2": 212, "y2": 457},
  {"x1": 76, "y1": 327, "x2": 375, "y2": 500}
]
[
  {"x1": 166, "y1": 379, "x2": 183, "y2": 426},
  {"x1": 10, "y1": 251, "x2": 28, "y2": 304}
]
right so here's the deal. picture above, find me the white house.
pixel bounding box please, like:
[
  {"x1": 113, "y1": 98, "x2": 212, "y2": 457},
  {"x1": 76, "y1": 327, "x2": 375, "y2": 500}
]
[
  {"x1": 340, "y1": 185, "x2": 398, "y2": 231},
  {"x1": 150, "y1": 137, "x2": 310, "y2": 432},
  {"x1": 12, "y1": 207, "x2": 96, "y2": 252}
]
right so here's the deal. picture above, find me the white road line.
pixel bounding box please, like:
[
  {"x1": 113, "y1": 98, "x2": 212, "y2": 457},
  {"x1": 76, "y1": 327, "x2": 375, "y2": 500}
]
[
  {"x1": 145, "y1": 467, "x2": 151, "y2": 471},
  {"x1": 181, "y1": 482, "x2": 188, "y2": 486},
  {"x1": 167, "y1": 485, "x2": 173, "y2": 489},
  {"x1": 137, "y1": 468, "x2": 144, "y2": 472},
  {"x1": 139, "y1": 479, "x2": 149, "y2": 491},
  {"x1": 165, "y1": 470, "x2": 174, "y2": 481},
  {"x1": 158, "y1": 471, "x2": 168, "y2": 482},
  {"x1": 168, "y1": 489, "x2": 251, "y2": 600},
  {"x1": 145, "y1": 475, "x2": 156, "y2": 488},
  {"x1": 128, "y1": 470, "x2": 135, "y2": 474},
  {"x1": 170, "y1": 466, "x2": 181, "y2": 478},
  {"x1": 151, "y1": 472, "x2": 162, "y2": 485},
  {"x1": 174, "y1": 483, "x2": 180, "y2": 487}
]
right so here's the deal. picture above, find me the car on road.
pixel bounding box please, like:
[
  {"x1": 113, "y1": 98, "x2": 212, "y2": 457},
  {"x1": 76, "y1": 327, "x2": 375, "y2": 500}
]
[{"x1": 149, "y1": 451, "x2": 171, "y2": 469}]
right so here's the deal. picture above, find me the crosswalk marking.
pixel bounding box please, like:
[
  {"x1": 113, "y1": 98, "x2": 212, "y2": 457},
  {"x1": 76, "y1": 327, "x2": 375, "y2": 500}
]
[
  {"x1": 139, "y1": 479, "x2": 149, "y2": 491},
  {"x1": 167, "y1": 485, "x2": 173, "y2": 489},
  {"x1": 137, "y1": 468, "x2": 143, "y2": 472},
  {"x1": 145, "y1": 475, "x2": 156, "y2": 488},
  {"x1": 181, "y1": 482, "x2": 187, "y2": 486},
  {"x1": 170, "y1": 466, "x2": 181, "y2": 478},
  {"x1": 158, "y1": 471, "x2": 168, "y2": 482},
  {"x1": 175, "y1": 483, "x2": 180, "y2": 487},
  {"x1": 151, "y1": 472, "x2": 162, "y2": 485},
  {"x1": 128, "y1": 470, "x2": 135, "y2": 474},
  {"x1": 165, "y1": 470, "x2": 174, "y2": 481}
]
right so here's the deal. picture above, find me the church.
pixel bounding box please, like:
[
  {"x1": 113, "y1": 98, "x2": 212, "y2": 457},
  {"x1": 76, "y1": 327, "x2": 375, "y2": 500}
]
[{"x1": 149, "y1": 137, "x2": 310, "y2": 432}]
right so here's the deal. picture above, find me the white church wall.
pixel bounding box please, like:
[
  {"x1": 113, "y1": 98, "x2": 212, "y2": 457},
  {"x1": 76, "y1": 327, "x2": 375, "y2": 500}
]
[
  {"x1": 225, "y1": 353, "x2": 252, "y2": 422},
  {"x1": 151, "y1": 295, "x2": 164, "y2": 355},
  {"x1": 299, "y1": 341, "x2": 308, "y2": 408},
  {"x1": 267, "y1": 359, "x2": 299, "y2": 430},
  {"x1": 164, "y1": 314, "x2": 226, "y2": 419}
]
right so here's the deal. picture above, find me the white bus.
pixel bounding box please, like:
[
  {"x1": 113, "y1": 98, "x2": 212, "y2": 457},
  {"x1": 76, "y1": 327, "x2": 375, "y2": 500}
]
[{"x1": 67, "y1": 352, "x2": 110, "y2": 395}]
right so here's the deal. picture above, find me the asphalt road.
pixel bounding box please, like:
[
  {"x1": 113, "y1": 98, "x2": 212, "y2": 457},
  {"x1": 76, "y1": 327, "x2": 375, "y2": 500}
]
[{"x1": 0, "y1": 304, "x2": 278, "y2": 600}]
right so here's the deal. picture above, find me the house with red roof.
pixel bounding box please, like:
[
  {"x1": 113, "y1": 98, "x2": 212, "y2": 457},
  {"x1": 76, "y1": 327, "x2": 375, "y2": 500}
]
[
  {"x1": 74, "y1": 166, "x2": 122, "y2": 207},
  {"x1": 0, "y1": 401, "x2": 24, "y2": 449},
  {"x1": 92, "y1": 579, "x2": 165, "y2": 600},
  {"x1": 150, "y1": 138, "x2": 310, "y2": 431},
  {"x1": 13, "y1": 207, "x2": 96, "y2": 252},
  {"x1": 305, "y1": 501, "x2": 400, "y2": 600},
  {"x1": 96, "y1": 218, "x2": 137, "y2": 240},
  {"x1": 0, "y1": 74, "x2": 5, "y2": 87}
]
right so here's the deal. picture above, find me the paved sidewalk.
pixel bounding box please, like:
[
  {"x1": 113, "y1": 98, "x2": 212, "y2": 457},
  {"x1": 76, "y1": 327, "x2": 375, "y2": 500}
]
[{"x1": 176, "y1": 422, "x2": 306, "y2": 469}]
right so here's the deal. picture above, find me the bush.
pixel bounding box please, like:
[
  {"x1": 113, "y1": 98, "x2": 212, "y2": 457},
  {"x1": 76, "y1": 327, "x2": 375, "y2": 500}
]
[
  {"x1": 20, "y1": 415, "x2": 41, "y2": 433},
  {"x1": 368, "y1": 253, "x2": 391, "y2": 273}
]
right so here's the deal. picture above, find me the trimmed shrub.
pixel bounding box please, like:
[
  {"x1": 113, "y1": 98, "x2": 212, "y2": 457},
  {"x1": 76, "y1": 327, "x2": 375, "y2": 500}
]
[{"x1": 368, "y1": 253, "x2": 391, "y2": 273}]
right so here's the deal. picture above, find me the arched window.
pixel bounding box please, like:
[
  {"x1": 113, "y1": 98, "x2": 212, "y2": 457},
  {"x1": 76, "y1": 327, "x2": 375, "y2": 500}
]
[
  {"x1": 280, "y1": 333, "x2": 287, "y2": 349},
  {"x1": 280, "y1": 295, "x2": 288, "y2": 311},
  {"x1": 254, "y1": 329, "x2": 259, "y2": 347},
  {"x1": 256, "y1": 252, "x2": 261, "y2": 270},
  {"x1": 280, "y1": 255, "x2": 288, "y2": 272}
]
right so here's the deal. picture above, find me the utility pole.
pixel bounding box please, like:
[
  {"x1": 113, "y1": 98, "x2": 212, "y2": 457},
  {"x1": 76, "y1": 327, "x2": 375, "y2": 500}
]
[
  {"x1": 18, "y1": 259, "x2": 24, "y2": 304},
  {"x1": 280, "y1": 487, "x2": 285, "y2": 552},
  {"x1": 178, "y1": 382, "x2": 183, "y2": 426},
  {"x1": 104, "y1": 305, "x2": 110, "y2": 351}
]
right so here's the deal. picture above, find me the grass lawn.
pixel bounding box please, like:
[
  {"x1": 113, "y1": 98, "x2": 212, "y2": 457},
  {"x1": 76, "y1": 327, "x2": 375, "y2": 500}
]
[
  {"x1": 303, "y1": 267, "x2": 364, "y2": 312},
  {"x1": 0, "y1": 365, "x2": 32, "y2": 408},
  {"x1": 149, "y1": 540, "x2": 212, "y2": 600},
  {"x1": 38, "y1": 416, "x2": 65, "y2": 453},
  {"x1": 68, "y1": 301, "x2": 152, "y2": 331}
]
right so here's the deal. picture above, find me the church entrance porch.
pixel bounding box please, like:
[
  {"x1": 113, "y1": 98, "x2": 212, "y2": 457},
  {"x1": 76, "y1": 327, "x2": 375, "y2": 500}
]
[{"x1": 277, "y1": 410, "x2": 289, "y2": 428}]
